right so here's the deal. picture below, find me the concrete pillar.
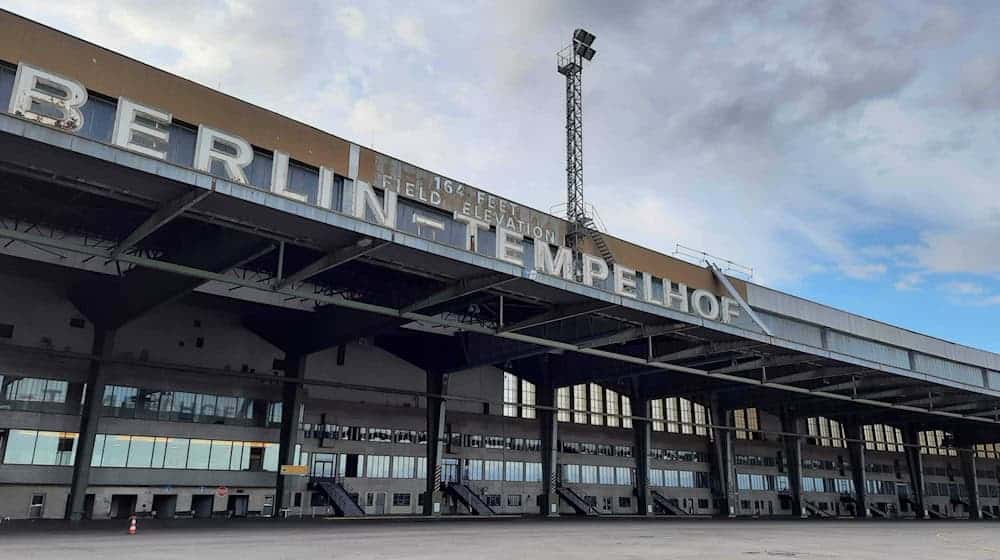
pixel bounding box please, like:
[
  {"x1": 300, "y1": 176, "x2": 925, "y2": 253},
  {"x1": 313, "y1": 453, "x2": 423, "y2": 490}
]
[
  {"x1": 423, "y1": 370, "x2": 448, "y2": 515},
  {"x1": 630, "y1": 379, "x2": 653, "y2": 516},
  {"x1": 708, "y1": 394, "x2": 737, "y2": 517},
  {"x1": 67, "y1": 328, "x2": 116, "y2": 521},
  {"x1": 843, "y1": 419, "x2": 869, "y2": 518},
  {"x1": 902, "y1": 425, "x2": 929, "y2": 519},
  {"x1": 958, "y1": 438, "x2": 983, "y2": 520},
  {"x1": 537, "y1": 360, "x2": 560, "y2": 516},
  {"x1": 274, "y1": 352, "x2": 307, "y2": 515},
  {"x1": 779, "y1": 407, "x2": 806, "y2": 518}
]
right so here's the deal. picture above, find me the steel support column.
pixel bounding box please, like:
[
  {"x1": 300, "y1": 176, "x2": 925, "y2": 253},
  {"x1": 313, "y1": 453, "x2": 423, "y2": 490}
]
[
  {"x1": 844, "y1": 419, "x2": 869, "y2": 518},
  {"x1": 538, "y1": 359, "x2": 560, "y2": 516},
  {"x1": 902, "y1": 425, "x2": 929, "y2": 519},
  {"x1": 958, "y1": 438, "x2": 983, "y2": 520},
  {"x1": 779, "y1": 407, "x2": 806, "y2": 518},
  {"x1": 424, "y1": 371, "x2": 448, "y2": 516},
  {"x1": 631, "y1": 379, "x2": 653, "y2": 516},
  {"x1": 67, "y1": 328, "x2": 116, "y2": 521},
  {"x1": 708, "y1": 394, "x2": 737, "y2": 517},
  {"x1": 274, "y1": 352, "x2": 307, "y2": 515}
]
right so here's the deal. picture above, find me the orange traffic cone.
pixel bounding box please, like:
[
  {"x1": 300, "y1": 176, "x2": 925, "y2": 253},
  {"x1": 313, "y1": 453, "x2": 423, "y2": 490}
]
[{"x1": 128, "y1": 515, "x2": 137, "y2": 535}]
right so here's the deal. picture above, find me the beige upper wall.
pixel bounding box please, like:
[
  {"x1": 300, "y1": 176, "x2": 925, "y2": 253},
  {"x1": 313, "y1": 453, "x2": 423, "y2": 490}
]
[{"x1": 0, "y1": 10, "x2": 744, "y2": 298}]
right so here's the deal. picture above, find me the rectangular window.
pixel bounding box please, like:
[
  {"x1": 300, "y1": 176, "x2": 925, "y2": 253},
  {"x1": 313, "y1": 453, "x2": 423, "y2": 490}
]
[
  {"x1": 621, "y1": 396, "x2": 632, "y2": 429},
  {"x1": 563, "y1": 464, "x2": 580, "y2": 484},
  {"x1": 505, "y1": 461, "x2": 524, "y2": 482},
  {"x1": 665, "y1": 397, "x2": 679, "y2": 433},
  {"x1": 392, "y1": 493, "x2": 411, "y2": 507},
  {"x1": 466, "y1": 459, "x2": 483, "y2": 481},
  {"x1": 3, "y1": 429, "x2": 38, "y2": 464},
  {"x1": 615, "y1": 467, "x2": 631, "y2": 486},
  {"x1": 521, "y1": 380, "x2": 536, "y2": 419},
  {"x1": 598, "y1": 466, "x2": 615, "y2": 485},
  {"x1": 651, "y1": 399, "x2": 665, "y2": 432},
  {"x1": 187, "y1": 439, "x2": 211, "y2": 470},
  {"x1": 589, "y1": 383, "x2": 603, "y2": 426},
  {"x1": 693, "y1": 403, "x2": 708, "y2": 436},
  {"x1": 366, "y1": 455, "x2": 390, "y2": 478},
  {"x1": 573, "y1": 385, "x2": 587, "y2": 424},
  {"x1": 581, "y1": 465, "x2": 598, "y2": 484},
  {"x1": 525, "y1": 462, "x2": 542, "y2": 482},
  {"x1": 209, "y1": 440, "x2": 233, "y2": 470},
  {"x1": 557, "y1": 387, "x2": 571, "y2": 422},
  {"x1": 605, "y1": 389, "x2": 619, "y2": 428},
  {"x1": 392, "y1": 456, "x2": 415, "y2": 479},
  {"x1": 679, "y1": 399, "x2": 693, "y2": 435},
  {"x1": 503, "y1": 372, "x2": 518, "y2": 417},
  {"x1": 101, "y1": 435, "x2": 130, "y2": 468},
  {"x1": 484, "y1": 460, "x2": 504, "y2": 481},
  {"x1": 126, "y1": 436, "x2": 155, "y2": 468},
  {"x1": 507, "y1": 494, "x2": 522, "y2": 507},
  {"x1": 164, "y1": 438, "x2": 189, "y2": 469}
]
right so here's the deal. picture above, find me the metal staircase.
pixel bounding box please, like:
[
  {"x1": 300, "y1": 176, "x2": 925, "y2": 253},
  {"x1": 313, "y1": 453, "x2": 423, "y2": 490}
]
[
  {"x1": 651, "y1": 490, "x2": 689, "y2": 516},
  {"x1": 868, "y1": 505, "x2": 889, "y2": 519},
  {"x1": 802, "y1": 500, "x2": 833, "y2": 519},
  {"x1": 557, "y1": 486, "x2": 600, "y2": 516},
  {"x1": 445, "y1": 483, "x2": 496, "y2": 516},
  {"x1": 312, "y1": 479, "x2": 365, "y2": 517},
  {"x1": 585, "y1": 221, "x2": 615, "y2": 265}
]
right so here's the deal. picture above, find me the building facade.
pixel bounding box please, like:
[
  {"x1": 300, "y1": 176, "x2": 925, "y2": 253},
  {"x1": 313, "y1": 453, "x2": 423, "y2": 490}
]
[{"x1": 1, "y1": 11, "x2": 1000, "y2": 522}]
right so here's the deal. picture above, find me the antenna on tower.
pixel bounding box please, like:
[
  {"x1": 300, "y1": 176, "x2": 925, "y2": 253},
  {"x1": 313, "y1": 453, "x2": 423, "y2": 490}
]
[{"x1": 557, "y1": 29, "x2": 614, "y2": 264}]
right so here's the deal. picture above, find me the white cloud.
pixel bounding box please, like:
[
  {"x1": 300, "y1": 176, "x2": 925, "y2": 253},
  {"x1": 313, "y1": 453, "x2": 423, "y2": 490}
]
[
  {"x1": 336, "y1": 6, "x2": 367, "y2": 39},
  {"x1": 392, "y1": 15, "x2": 429, "y2": 53}
]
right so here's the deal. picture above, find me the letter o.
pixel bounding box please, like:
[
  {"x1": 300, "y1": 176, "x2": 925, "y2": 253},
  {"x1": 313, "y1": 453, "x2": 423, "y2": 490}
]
[{"x1": 691, "y1": 289, "x2": 720, "y2": 321}]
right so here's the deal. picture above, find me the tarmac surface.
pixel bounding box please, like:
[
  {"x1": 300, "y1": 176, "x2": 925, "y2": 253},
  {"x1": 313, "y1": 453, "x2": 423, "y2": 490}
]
[{"x1": 3, "y1": 517, "x2": 1000, "y2": 560}]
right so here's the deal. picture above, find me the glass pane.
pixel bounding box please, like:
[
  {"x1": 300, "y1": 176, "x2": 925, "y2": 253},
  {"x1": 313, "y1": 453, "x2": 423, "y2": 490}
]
[
  {"x1": 101, "y1": 435, "x2": 130, "y2": 467},
  {"x1": 263, "y1": 443, "x2": 279, "y2": 472},
  {"x1": 209, "y1": 440, "x2": 232, "y2": 470},
  {"x1": 187, "y1": 439, "x2": 211, "y2": 469},
  {"x1": 3, "y1": 429, "x2": 37, "y2": 464},
  {"x1": 127, "y1": 436, "x2": 154, "y2": 468},
  {"x1": 32, "y1": 431, "x2": 63, "y2": 465},
  {"x1": 151, "y1": 437, "x2": 167, "y2": 468},
  {"x1": 163, "y1": 438, "x2": 189, "y2": 469}
]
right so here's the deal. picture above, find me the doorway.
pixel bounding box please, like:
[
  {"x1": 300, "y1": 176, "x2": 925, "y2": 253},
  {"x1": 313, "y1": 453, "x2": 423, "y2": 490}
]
[
  {"x1": 109, "y1": 494, "x2": 137, "y2": 519},
  {"x1": 374, "y1": 492, "x2": 386, "y2": 515},
  {"x1": 442, "y1": 458, "x2": 459, "y2": 484},
  {"x1": 227, "y1": 495, "x2": 249, "y2": 517},
  {"x1": 191, "y1": 494, "x2": 214, "y2": 519},
  {"x1": 152, "y1": 495, "x2": 177, "y2": 519}
]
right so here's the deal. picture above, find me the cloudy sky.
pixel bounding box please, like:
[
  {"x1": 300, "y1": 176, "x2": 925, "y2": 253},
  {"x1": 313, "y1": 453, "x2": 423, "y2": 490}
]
[{"x1": 4, "y1": 1, "x2": 999, "y2": 351}]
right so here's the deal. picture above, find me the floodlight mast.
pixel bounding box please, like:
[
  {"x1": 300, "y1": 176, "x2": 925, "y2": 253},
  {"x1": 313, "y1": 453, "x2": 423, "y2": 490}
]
[{"x1": 558, "y1": 29, "x2": 596, "y2": 250}]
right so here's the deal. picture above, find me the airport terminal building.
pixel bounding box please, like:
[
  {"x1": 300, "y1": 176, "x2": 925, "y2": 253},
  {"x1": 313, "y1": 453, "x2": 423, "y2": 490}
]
[{"x1": 2, "y1": 12, "x2": 1000, "y2": 522}]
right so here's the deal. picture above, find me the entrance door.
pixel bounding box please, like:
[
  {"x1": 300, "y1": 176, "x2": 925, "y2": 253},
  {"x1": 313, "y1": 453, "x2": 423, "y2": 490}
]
[
  {"x1": 262, "y1": 495, "x2": 274, "y2": 517},
  {"x1": 152, "y1": 495, "x2": 177, "y2": 519},
  {"x1": 83, "y1": 494, "x2": 95, "y2": 520},
  {"x1": 109, "y1": 495, "x2": 136, "y2": 519},
  {"x1": 375, "y1": 492, "x2": 386, "y2": 515},
  {"x1": 442, "y1": 458, "x2": 459, "y2": 484},
  {"x1": 191, "y1": 494, "x2": 214, "y2": 519},
  {"x1": 227, "y1": 495, "x2": 249, "y2": 517}
]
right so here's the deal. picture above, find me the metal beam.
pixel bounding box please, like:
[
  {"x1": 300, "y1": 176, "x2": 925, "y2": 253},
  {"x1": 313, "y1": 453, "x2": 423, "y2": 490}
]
[
  {"x1": 710, "y1": 354, "x2": 814, "y2": 375},
  {"x1": 576, "y1": 322, "x2": 689, "y2": 349},
  {"x1": 653, "y1": 340, "x2": 763, "y2": 363},
  {"x1": 274, "y1": 239, "x2": 388, "y2": 290},
  {"x1": 499, "y1": 300, "x2": 615, "y2": 333},
  {"x1": 766, "y1": 367, "x2": 861, "y2": 385},
  {"x1": 708, "y1": 263, "x2": 772, "y2": 336},
  {"x1": 112, "y1": 188, "x2": 212, "y2": 258},
  {"x1": 4, "y1": 226, "x2": 1000, "y2": 427},
  {"x1": 400, "y1": 273, "x2": 516, "y2": 314}
]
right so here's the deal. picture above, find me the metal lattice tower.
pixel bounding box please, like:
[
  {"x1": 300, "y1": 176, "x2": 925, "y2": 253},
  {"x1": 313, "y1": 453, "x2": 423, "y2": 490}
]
[{"x1": 558, "y1": 29, "x2": 596, "y2": 249}]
